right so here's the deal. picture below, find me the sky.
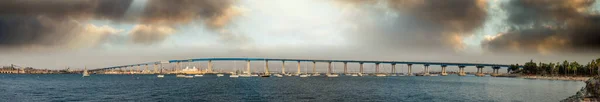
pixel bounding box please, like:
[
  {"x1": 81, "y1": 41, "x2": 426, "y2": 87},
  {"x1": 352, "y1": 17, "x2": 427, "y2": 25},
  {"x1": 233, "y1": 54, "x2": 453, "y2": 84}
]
[{"x1": 1, "y1": 0, "x2": 599, "y2": 73}]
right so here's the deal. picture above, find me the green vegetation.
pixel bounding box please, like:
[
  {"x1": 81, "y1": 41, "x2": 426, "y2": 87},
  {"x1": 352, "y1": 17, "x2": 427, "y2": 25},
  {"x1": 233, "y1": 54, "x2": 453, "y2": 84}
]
[{"x1": 509, "y1": 58, "x2": 600, "y2": 76}]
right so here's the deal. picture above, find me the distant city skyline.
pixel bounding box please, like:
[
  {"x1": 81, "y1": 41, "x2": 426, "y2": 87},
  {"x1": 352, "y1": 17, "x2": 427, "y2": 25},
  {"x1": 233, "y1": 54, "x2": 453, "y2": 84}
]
[{"x1": 1, "y1": 0, "x2": 599, "y2": 70}]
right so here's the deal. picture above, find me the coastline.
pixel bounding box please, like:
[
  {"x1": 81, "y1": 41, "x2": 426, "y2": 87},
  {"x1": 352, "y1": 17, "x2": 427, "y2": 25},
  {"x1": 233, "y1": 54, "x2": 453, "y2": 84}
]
[{"x1": 518, "y1": 75, "x2": 590, "y2": 81}]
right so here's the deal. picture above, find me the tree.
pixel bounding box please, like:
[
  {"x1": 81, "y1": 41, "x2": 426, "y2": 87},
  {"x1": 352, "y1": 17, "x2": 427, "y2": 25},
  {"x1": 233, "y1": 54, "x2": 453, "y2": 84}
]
[
  {"x1": 524, "y1": 60, "x2": 537, "y2": 74},
  {"x1": 563, "y1": 60, "x2": 569, "y2": 76},
  {"x1": 570, "y1": 61, "x2": 580, "y2": 76}
]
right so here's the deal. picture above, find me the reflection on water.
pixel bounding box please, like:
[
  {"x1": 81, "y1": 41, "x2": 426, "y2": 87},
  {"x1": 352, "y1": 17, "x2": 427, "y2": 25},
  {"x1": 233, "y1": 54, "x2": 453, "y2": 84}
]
[{"x1": 0, "y1": 74, "x2": 584, "y2": 102}]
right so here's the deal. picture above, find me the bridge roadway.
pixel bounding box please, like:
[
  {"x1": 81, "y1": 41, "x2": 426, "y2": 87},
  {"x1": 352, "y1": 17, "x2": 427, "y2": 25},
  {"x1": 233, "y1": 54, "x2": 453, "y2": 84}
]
[{"x1": 92, "y1": 57, "x2": 513, "y2": 76}]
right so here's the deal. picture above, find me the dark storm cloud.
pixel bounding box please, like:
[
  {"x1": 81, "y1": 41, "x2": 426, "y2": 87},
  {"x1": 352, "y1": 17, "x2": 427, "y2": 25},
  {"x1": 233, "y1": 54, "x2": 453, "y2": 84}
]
[
  {"x1": 483, "y1": 0, "x2": 600, "y2": 53},
  {"x1": 0, "y1": 0, "x2": 240, "y2": 49},
  {"x1": 0, "y1": 0, "x2": 133, "y2": 48},
  {"x1": 129, "y1": 25, "x2": 174, "y2": 45},
  {"x1": 141, "y1": 0, "x2": 237, "y2": 29},
  {"x1": 341, "y1": 0, "x2": 487, "y2": 52}
]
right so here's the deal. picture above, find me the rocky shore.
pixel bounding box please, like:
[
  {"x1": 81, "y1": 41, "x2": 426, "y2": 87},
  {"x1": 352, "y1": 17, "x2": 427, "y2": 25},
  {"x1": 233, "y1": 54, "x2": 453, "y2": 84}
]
[
  {"x1": 562, "y1": 77, "x2": 600, "y2": 102},
  {"x1": 519, "y1": 76, "x2": 590, "y2": 81}
]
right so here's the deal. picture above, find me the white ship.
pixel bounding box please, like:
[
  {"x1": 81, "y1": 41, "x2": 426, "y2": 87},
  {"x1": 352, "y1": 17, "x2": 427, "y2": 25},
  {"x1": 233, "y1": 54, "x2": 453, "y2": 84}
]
[
  {"x1": 230, "y1": 74, "x2": 239, "y2": 78},
  {"x1": 217, "y1": 74, "x2": 224, "y2": 77},
  {"x1": 326, "y1": 74, "x2": 339, "y2": 77},
  {"x1": 299, "y1": 74, "x2": 309, "y2": 77},
  {"x1": 274, "y1": 74, "x2": 283, "y2": 77},
  {"x1": 194, "y1": 74, "x2": 203, "y2": 77},
  {"x1": 375, "y1": 74, "x2": 387, "y2": 77},
  {"x1": 157, "y1": 75, "x2": 165, "y2": 78}
]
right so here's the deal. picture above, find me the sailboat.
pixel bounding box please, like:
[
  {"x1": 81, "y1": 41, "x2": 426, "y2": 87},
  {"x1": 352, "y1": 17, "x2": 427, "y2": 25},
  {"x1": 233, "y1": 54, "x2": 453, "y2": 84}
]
[
  {"x1": 82, "y1": 67, "x2": 90, "y2": 77},
  {"x1": 157, "y1": 68, "x2": 165, "y2": 78},
  {"x1": 230, "y1": 61, "x2": 239, "y2": 78}
]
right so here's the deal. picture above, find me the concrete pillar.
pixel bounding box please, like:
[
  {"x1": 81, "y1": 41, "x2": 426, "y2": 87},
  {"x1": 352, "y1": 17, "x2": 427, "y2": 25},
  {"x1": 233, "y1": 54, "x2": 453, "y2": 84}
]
[
  {"x1": 407, "y1": 64, "x2": 412, "y2": 76},
  {"x1": 282, "y1": 61, "x2": 285, "y2": 74},
  {"x1": 328, "y1": 62, "x2": 332, "y2": 75},
  {"x1": 129, "y1": 66, "x2": 133, "y2": 74},
  {"x1": 265, "y1": 60, "x2": 270, "y2": 74},
  {"x1": 441, "y1": 65, "x2": 447, "y2": 76},
  {"x1": 424, "y1": 65, "x2": 430, "y2": 75},
  {"x1": 208, "y1": 60, "x2": 213, "y2": 73},
  {"x1": 343, "y1": 62, "x2": 348, "y2": 74},
  {"x1": 153, "y1": 64, "x2": 158, "y2": 74},
  {"x1": 458, "y1": 66, "x2": 466, "y2": 76},
  {"x1": 359, "y1": 63, "x2": 364, "y2": 74},
  {"x1": 312, "y1": 61, "x2": 316, "y2": 74},
  {"x1": 176, "y1": 62, "x2": 180, "y2": 73},
  {"x1": 392, "y1": 63, "x2": 396, "y2": 74},
  {"x1": 246, "y1": 60, "x2": 250, "y2": 74},
  {"x1": 297, "y1": 61, "x2": 301, "y2": 74},
  {"x1": 375, "y1": 63, "x2": 380, "y2": 74},
  {"x1": 144, "y1": 64, "x2": 148, "y2": 73},
  {"x1": 476, "y1": 66, "x2": 484, "y2": 77}
]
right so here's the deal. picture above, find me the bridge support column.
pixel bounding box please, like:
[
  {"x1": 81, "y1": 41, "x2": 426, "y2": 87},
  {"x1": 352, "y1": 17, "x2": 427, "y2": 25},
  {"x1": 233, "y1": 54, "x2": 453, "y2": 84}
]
[
  {"x1": 327, "y1": 62, "x2": 332, "y2": 75},
  {"x1": 359, "y1": 63, "x2": 364, "y2": 74},
  {"x1": 246, "y1": 60, "x2": 251, "y2": 74},
  {"x1": 458, "y1": 66, "x2": 466, "y2": 76},
  {"x1": 407, "y1": 64, "x2": 412, "y2": 76},
  {"x1": 265, "y1": 60, "x2": 270, "y2": 74},
  {"x1": 297, "y1": 61, "x2": 301, "y2": 75},
  {"x1": 491, "y1": 66, "x2": 500, "y2": 77},
  {"x1": 281, "y1": 61, "x2": 285, "y2": 74},
  {"x1": 375, "y1": 63, "x2": 380, "y2": 74},
  {"x1": 424, "y1": 65, "x2": 430, "y2": 76},
  {"x1": 153, "y1": 64, "x2": 158, "y2": 74},
  {"x1": 391, "y1": 63, "x2": 396, "y2": 74},
  {"x1": 441, "y1": 65, "x2": 448, "y2": 76},
  {"x1": 144, "y1": 64, "x2": 149, "y2": 74},
  {"x1": 176, "y1": 62, "x2": 180, "y2": 74},
  {"x1": 208, "y1": 60, "x2": 213, "y2": 73},
  {"x1": 129, "y1": 66, "x2": 133, "y2": 74},
  {"x1": 476, "y1": 66, "x2": 484, "y2": 77},
  {"x1": 343, "y1": 62, "x2": 348, "y2": 74},
  {"x1": 312, "y1": 61, "x2": 316, "y2": 74}
]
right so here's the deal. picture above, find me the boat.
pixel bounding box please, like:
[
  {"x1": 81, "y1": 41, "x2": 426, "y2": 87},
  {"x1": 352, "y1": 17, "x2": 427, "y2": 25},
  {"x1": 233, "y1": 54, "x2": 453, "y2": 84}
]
[
  {"x1": 430, "y1": 74, "x2": 439, "y2": 76},
  {"x1": 260, "y1": 74, "x2": 271, "y2": 77},
  {"x1": 194, "y1": 74, "x2": 203, "y2": 77},
  {"x1": 230, "y1": 74, "x2": 239, "y2": 78},
  {"x1": 184, "y1": 75, "x2": 194, "y2": 78},
  {"x1": 299, "y1": 74, "x2": 309, "y2": 77},
  {"x1": 357, "y1": 73, "x2": 363, "y2": 76},
  {"x1": 176, "y1": 74, "x2": 186, "y2": 78},
  {"x1": 326, "y1": 74, "x2": 339, "y2": 77},
  {"x1": 251, "y1": 74, "x2": 259, "y2": 77},
  {"x1": 311, "y1": 73, "x2": 321, "y2": 76},
  {"x1": 274, "y1": 74, "x2": 283, "y2": 77},
  {"x1": 350, "y1": 74, "x2": 358, "y2": 76},
  {"x1": 375, "y1": 74, "x2": 387, "y2": 77},
  {"x1": 157, "y1": 75, "x2": 165, "y2": 78},
  {"x1": 217, "y1": 74, "x2": 224, "y2": 77},
  {"x1": 82, "y1": 68, "x2": 90, "y2": 77}
]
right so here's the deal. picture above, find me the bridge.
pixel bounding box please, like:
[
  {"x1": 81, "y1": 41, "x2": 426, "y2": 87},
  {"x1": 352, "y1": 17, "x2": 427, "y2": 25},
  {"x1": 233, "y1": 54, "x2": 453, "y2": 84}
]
[{"x1": 91, "y1": 57, "x2": 514, "y2": 76}]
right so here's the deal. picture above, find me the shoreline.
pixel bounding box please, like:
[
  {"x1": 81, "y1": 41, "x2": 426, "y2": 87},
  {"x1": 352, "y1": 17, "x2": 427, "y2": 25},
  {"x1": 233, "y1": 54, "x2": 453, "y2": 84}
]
[{"x1": 518, "y1": 75, "x2": 590, "y2": 81}]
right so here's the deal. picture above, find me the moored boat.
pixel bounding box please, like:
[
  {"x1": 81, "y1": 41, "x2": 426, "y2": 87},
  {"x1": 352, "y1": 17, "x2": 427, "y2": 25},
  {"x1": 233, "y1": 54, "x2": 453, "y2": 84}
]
[
  {"x1": 326, "y1": 74, "x2": 339, "y2": 77},
  {"x1": 157, "y1": 75, "x2": 165, "y2": 78}
]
